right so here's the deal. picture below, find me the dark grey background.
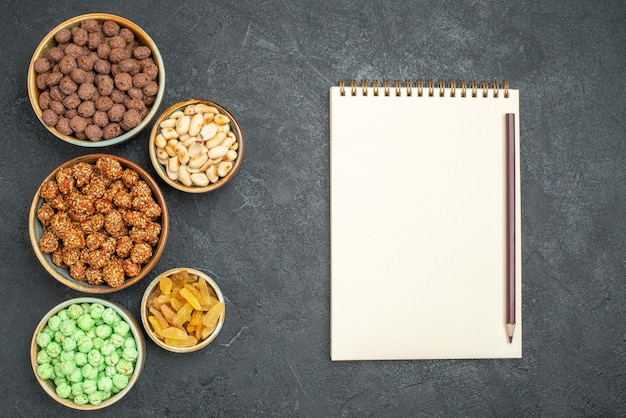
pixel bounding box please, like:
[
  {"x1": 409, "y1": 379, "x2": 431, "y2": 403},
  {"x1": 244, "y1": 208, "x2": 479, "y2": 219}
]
[{"x1": 2, "y1": 0, "x2": 625, "y2": 416}]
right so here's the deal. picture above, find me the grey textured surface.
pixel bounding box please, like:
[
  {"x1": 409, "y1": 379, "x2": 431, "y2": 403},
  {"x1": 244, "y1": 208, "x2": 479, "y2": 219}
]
[{"x1": 2, "y1": 0, "x2": 625, "y2": 416}]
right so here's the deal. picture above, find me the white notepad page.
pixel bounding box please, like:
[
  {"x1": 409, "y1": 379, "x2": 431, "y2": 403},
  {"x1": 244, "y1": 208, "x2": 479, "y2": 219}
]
[{"x1": 330, "y1": 83, "x2": 522, "y2": 360}]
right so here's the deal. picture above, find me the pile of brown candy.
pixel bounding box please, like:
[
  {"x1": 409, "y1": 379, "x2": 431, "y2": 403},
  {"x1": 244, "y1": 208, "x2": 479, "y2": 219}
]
[{"x1": 33, "y1": 18, "x2": 159, "y2": 141}]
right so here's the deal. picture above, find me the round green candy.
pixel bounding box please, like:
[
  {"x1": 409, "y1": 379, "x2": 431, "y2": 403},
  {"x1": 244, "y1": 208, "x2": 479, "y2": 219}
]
[
  {"x1": 110, "y1": 333, "x2": 124, "y2": 348},
  {"x1": 105, "y1": 351, "x2": 120, "y2": 367},
  {"x1": 112, "y1": 374, "x2": 129, "y2": 390},
  {"x1": 86, "y1": 328, "x2": 96, "y2": 339},
  {"x1": 62, "y1": 337, "x2": 77, "y2": 352},
  {"x1": 74, "y1": 394, "x2": 89, "y2": 405},
  {"x1": 54, "y1": 376, "x2": 66, "y2": 387},
  {"x1": 37, "y1": 349, "x2": 51, "y2": 365},
  {"x1": 101, "y1": 308, "x2": 120, "y2": 324},
  {"x1": 67, "y1": 369, "x2": 83, "y2": 383},
  {"x1": 87, "y1": 350, "x2": 103, "y2": 366},
  {"x1": 89, "y1": 304, "x2": 105, "y2": 320},
  {"x1": 48, "y1": 315, "x2": 61, "y2": 331},
  {"x1": 71, "y1": 381, "x2": 84, "y2": 397},
  {"x1": 92, "y1": 337, "x2": 104, "y2": 350},
  {"x1": 56, "y1": 382, "x2": 71, "y2": 399},
  {"x1": 58, "y1": 309, "x2": 69, "y2": 321},
  {"x1": 88, "y1": 390, "x2": 104, "y2": 406},
  {"x1": 45, "y1": 342, "x2": 62, "y2": 358},
  {"x1": 122, "y1": 347, "x2": 138, "y2": 362},
  {"x1": 71, "y1": 329, "x2": 85, "y2": 341},
  {"x1": 95, "y1": 324, "x2": 112, "y2": 339},
  {"x1": 60, "y1": 319, "x2": 76, "y2": 336},
  {"x1": 42, "y1": 326, "x2": 54, "y2": 337},
  {"x1": 97, "y1": 376, "x2": 113, "y2": 392},
  {"x1": 113, "y1": 321, "x2": 130, "y2": 337},
  {"x1": 53, "y1": 331, "x2": 66, "y2": 343},
  {"x1": 115, "y1": 359, "x2": 134, "y2": 375},
  {"x1": 97, "y1": 361, "x2": 106, "y2": 372},
  {"x1": 59, "y1": 350, "x2": 75, "y2": 362},
  {"x1": 74, "y1": 352, "x2": 87, "y2": 367},
  {"x1": 67, "y1": 304, "x2": 84, "y2": 320},
  {"x1": 60, "y1": 360, "x2": 76, "y2": 376},
  {"x1": 36, "y1": 363, "x2": 55, "y2": 380},
  {"x1": 82, "y1": 379, "x2": 97, "y2": 394},
  {"x1": 36, "y1": 332, "x2": 51, "y2": 348},
  {"x1": 104, "y1": 365, "x2": 117, "y2": 377},
  {"x1": 81, "y1": 363, "x2": 98, "y2": 380},
  {"x1": 100, "y1": 341, "x2": 116, "y2": 356},
  {"x1": 77, "y1": 337, "x2": 94, "y2": 353},
  {"x1": 123, "y1": 337, "x2": 136, "y2": 349},
  {"x1": 111, "y1": 385, "x2": 121, "y2": 394},
  {"x1": 77, "y1": 314, "x2": 95, "y2": 331},
  {"x1": 53, "y1": 362, "x2": 65, "y2": 377}
]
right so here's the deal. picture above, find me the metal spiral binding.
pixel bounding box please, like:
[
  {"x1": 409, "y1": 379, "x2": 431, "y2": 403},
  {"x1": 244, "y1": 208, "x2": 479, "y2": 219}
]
[{"x1": 338, "y1": 79, "x2": 510, "y2": 98}]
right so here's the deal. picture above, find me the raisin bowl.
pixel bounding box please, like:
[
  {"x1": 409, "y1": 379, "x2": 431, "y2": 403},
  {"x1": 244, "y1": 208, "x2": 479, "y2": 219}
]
[
  {"x1": 28, "y1": 154, "x2": 169, "y2": 293},
  {"x1": 28, "y1": 13, "x2": 165, "y2": 147}
]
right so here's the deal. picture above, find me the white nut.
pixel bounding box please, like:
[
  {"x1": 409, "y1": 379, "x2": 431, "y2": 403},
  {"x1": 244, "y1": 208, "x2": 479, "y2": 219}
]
[
  {"x1": 229, "y1": 142, "x2": 238, "y2": 151},
  {"x1": 156, "y1": 148, "x2": 169, "y2": 161},
  {"x1": 161, "y1": 127, "x2": 179, "y2": 140},
  {"x1": 206, "y1": 132, "x2": 226, "y2": 149},
  {"x1": 188, "y1": 142, "x2": 207, "y2": 158},
  {"x1": 221, "y1": 136, "x2": 236, "y2": 149},
  {"x1": 169, "y1": 110, "x2": 185, "y2": 119},
  {"x1": 182, "y1": 136, "x2": 198, "y2": 147},
  {"x1": 166, "y1": 164, "x2": 179, "y2": 181},
  {"x1": 214, "y1": 114, "x2": 230, "y2": 125},
  {"x1": 175, "y1": 143, "x2": 190, "y2": 165},
  {"x1": 175, "y1": 115, "x2": 190, "y2": 135},
  {"x1": 184, "y1": 105, "x2": 196, "y2": 115},
  {"x1": 199, "y1": 159, "x2": 213, "y2": 172},
  {"x1": 206, "y1": 165, "x2": 219, "y2": 183},
  {"x1": 208, "y1": 145, "x2": 229, "y2": 160},
  {"x1": 164, "y1": 144, "x2": 176, "y2": 158},
  {"x1": 200, "y1": 123, "x2": 218, "y2": 141},
  {"x1": 159, "y1": 119, "x2": 176, "y2": 129},
  {"x1": 168, "y1": 156, "x2": 180, "y2": 173},
  {"x1": 178, "y1": 165, "x2": 192, "y2": 187},
  {"x1": 158, "y1": 157, "x2": 169, "y2": 166},
  {"x1": 195, "y1": 104, "x2": 218, "y2": 114},
  {"x1": 203, "y1": 113, "x2": 215, "y2": 125},
  {"x1": 224, "y1": 150, "x2": 238, "y2": 162},
  {"x1": 189, "y1": 153, "x2": 209, "y2": 169},
  {"x1": 190, "y1": 173, "x2": 210, "y2": 186},
  {"x1": 188, "y1": 113, "x2": 204, "y2": 137},
  {"x1": 155, "y1": 133, "x2": 167, "y2": 148},
  {"x1": 217, "y1": 161, "x2": 233, "y2": 177}
]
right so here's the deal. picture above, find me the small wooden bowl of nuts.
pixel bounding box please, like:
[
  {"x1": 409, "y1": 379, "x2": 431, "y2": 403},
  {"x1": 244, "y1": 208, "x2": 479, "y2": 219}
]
[
  {"x1": 28, "y1": 154, "x2": 169, "y2": 293},
  {"x1": 140, "y1": 267, "x2": 226, "y2": 353},
  {"x1": 28, "y1": 13, "x2": 165, "y2": 147},
  {"x1": 148, "y1": 99, "x2": 244, "y2": 193},
  {"x1": 31, "y1": 297, "x2": 145, "y2": 410}
]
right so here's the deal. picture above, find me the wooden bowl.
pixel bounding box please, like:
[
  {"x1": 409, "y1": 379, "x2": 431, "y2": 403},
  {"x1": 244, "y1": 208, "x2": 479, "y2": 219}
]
[
  {"x1": 148, "y1": 99, "x2": 244, "y2": 193},
  {"x1": 28, "y1": 154, "x2": 169, "y2": 293},
  {"x1": 140, "y1": 267, "x2": 225, "y2": 353},
  {"x1": 31, "y1": 297, "x2": 145, "y2": 410},
  {"x1": 27, "y1": 13, "x2": 165, "y2": 147}
]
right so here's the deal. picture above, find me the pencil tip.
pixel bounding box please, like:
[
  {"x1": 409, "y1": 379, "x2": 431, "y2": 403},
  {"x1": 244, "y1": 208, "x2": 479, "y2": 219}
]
[{"x1": 508, "y1": 336, "x2": 513, "y2": 344}]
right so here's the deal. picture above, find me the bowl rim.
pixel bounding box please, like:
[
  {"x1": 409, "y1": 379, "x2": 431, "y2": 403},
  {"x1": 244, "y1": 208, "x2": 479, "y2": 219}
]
[
  {"x1": 27, "y1": 13, "x2": 165, "y2": 147},
  {"x1": 31, "y1": 297, "x2": 146, "y2": 410},
  {"x1": 28, "y1": 153, "x2": 169, "y2": 293},
  {"x1": 148, "y1": 99, "x2": 244, "y2": 193},
  {"x1": 140, "y1": 267, "x2": 226, "y2": 353}
]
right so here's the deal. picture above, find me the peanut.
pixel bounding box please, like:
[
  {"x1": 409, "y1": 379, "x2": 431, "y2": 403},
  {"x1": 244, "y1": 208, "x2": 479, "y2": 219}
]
[{"x1": 153, "y1": 102, "x2": 239, "y2": 188}]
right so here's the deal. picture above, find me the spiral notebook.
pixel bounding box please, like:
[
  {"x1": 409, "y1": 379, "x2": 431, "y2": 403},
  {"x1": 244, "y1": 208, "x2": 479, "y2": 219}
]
[{"x1": 330, "y1": 79, "x2": 522, "y2": 360}]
